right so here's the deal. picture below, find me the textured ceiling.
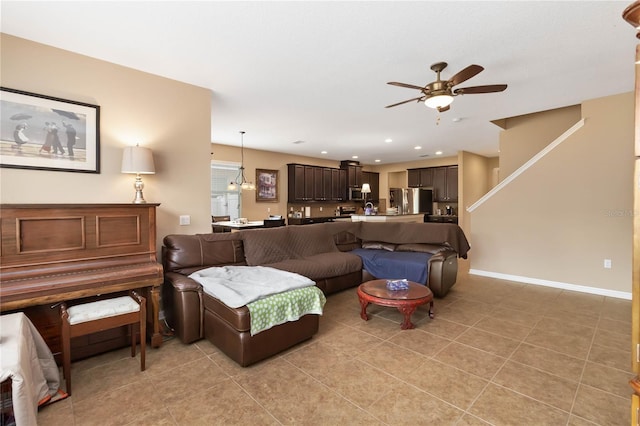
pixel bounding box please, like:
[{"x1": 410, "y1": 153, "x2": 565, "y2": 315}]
[{"x1": 1, "y1": 1, "x2": 636, "y2": 164}]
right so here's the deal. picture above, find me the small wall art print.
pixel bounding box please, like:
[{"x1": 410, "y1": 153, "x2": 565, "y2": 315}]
[
  {"x1": 0, "y1": 87, "x2": 100, "y2": 173},
  {"x1": 256, "y1": 169, "x2": 279, "y2": 202}
]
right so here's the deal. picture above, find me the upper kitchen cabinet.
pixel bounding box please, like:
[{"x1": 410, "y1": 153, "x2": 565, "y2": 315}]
[
  {"x1": 341, "y1": 161, "x2": 363, "y2": 188},
  {"x1": 313, "y1": 167, "x2": 333, "y2": 201},
  {"x1": 361, "y1": 171, "x2": 380, "y2": 201},
  {"x1": 288, "y1": 163, "x2": 346, "y2": 202},
  {"x1": 331, "y1": 168, "x2": 347, "y2": 201},
  {"x1": 287, "y1": 164, "x2": 314, "y2": 202},
  {"x1": 408, "y1": 168, "x2": 434, "y2": 188},
  {"x1": 433, "y1": 166, "x2": 458, "y2": 202}
]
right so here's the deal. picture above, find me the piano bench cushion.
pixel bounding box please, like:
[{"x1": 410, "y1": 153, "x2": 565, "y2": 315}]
[{"x1": 67, "y1": 296, "x2": 140, "y2": 325}]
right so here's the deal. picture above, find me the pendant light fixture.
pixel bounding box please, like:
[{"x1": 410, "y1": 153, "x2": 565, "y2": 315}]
[{"x1": 228, "y1": 131, "x2": 255, "y2": 191}]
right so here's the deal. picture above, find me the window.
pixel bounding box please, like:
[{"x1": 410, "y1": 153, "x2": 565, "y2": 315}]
[{"x1": 211, "y1": 161, "x2": 240, "y2": 219}]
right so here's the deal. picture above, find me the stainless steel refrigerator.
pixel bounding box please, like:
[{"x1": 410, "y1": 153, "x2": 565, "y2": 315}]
[{"x1": 389, "y1": 188, "x2": 433, "y2": 214}]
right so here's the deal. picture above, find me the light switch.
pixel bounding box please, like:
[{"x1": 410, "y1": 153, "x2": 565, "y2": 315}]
[{"x1": 179, "y1": 215, "x2": 190, "y2": 225}]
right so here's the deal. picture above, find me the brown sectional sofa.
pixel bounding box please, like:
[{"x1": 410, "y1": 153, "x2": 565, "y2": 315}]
[{"x1": 162, "y1": 221, "x2": 469, "y2": 366}]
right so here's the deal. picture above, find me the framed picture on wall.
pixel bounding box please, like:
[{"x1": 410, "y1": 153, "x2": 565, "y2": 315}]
[
  {"x1": 0, "y1": 87, "x2": 100, "y2": 173},
  {"x1": 256, "y1": 168, "x2": 279, "y2": 202}
]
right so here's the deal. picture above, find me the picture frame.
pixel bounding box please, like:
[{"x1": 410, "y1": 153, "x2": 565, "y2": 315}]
[
  {"x1": 256, "y1": 168, "x2": 279, "y2": 202},
  {"x1": 0, "y1": 87, "x2": 100, "y2": 173}
]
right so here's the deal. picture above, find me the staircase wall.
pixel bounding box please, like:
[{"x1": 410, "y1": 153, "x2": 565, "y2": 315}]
[{"x1": 469, "y1": 92, "x2": 634, "y2": 296}]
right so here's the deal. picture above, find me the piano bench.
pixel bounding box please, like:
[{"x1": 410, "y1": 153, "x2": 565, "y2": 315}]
[{"x1": 60, "y1": 291, "x2": 146, "y2": 396}]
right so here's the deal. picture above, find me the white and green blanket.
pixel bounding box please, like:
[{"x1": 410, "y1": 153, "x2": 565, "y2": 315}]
[
  {"x1": 189, "y1": 266, "x2": 325, "y2": 335},
  {"x1": 247, "y1": 286, "x2": 325, "y2": 335}
]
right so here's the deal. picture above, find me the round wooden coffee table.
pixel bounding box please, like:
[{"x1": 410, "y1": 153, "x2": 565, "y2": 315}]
[{"x1": 357, "y1": 279, "x2": 434, "y2": 330}]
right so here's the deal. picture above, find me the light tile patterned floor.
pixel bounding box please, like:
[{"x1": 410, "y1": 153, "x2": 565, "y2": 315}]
[{"x1": 38, "y1": 271, "x2": 633, "y2": 425}]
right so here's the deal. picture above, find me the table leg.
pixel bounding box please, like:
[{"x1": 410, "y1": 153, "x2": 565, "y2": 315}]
[
  {"x1": 428, "y1": 300, "x2": 434, "y2": 319},
  {"x1": 359, "y1": 298, "x2": 370, "y2": 321},
  {"x1": 397, "y1": 305, "x2": 418, "y2": 329}
]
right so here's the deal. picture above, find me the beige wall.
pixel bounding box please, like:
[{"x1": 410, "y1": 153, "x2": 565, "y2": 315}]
[
  {"x1": 0, "y1": 34, "x2": 213, "y2": 250},
  {"x1": 498, "y1": 105, "x2": 582, "y2": 179},
  {"x1": 470, "y1": 92, "x2": 634, "y2": 294},
  {"x1": 459, "y1": 151, "x2": 496, "y2": 243}
]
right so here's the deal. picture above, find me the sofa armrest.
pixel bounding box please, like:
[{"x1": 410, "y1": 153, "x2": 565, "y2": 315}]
[
  {"x1": 163, "y1": 272, "x2": 203, "y2": 344},
  {"x1": 427, "y1": 249, "x2": 458, "y2": 298}
]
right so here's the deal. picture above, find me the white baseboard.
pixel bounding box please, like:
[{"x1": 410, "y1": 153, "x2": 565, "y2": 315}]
[{"x1": 468, "y1": 269, "x2": 631, "y2": 300}]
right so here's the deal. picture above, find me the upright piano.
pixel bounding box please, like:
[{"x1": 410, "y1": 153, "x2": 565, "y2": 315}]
[{"x1": 0, "y1": 204, "x2": 164, "y2": 361}]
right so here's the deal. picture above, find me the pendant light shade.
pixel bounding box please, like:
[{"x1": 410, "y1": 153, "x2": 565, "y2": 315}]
[{"x1": 228, "y1": 131, "x2": 255, "y2": 191}]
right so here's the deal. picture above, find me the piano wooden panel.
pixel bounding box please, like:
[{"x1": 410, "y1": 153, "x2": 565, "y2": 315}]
[{"x1": 0, "y1": 204, "x2": 164, "y2": 359}]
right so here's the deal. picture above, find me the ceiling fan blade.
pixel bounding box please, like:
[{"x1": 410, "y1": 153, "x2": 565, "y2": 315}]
[
  {"x1": 385, "y1": 97, "x2": 425, "y2": 108},
  {"x1": 454, "y1": 84, "x2": 508, "y2": 95},
  {"x1": 437, "y1": 105, "x2": 450, "y2": 113},
  {"x1": 387, "y1": 81, "x2": 426, "y2": 91},
  {"x1": 448, "y1": 65, "x2": 484, "y2": 86}
]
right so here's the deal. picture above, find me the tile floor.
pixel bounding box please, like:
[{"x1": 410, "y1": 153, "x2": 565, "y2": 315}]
[{"x1": 38, "y1": 270, "x2": 633, "y2": 425}]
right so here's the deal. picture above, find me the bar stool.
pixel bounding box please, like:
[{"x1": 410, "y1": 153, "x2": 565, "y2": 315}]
[{"x1": 60, "y1": 290, "x2": 146, "y2": 395}]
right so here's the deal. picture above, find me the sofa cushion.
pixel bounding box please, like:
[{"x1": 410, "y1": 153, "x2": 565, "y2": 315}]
[
  {"x1": 358, "y1": 222, "x2": 470, "y2": 258},
  {"x1": 242, "y1": 224, "x2": 339, "y2": 266},
  {"x1": 332, "y1": 229, "x2": 361, "y2": 252},
  {"x1": 163, "y1": 233, "x2": 245, "y2": 273},
  {"x1": 361, "y1": 241, "x2": 397, "y2": 251},
  {"x1": 396, "y1": 243, "x2": 451, "y2": 254},
  {"x1": 351, "y1": 248, "x2": 432, "y2": 284},
  {"x1": 264, "y1": 252, "x2": 362, "y2": 281}
]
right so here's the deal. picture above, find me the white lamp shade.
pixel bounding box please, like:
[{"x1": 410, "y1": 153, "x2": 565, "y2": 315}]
[
  {"x1": 424, "y1": 94, "x2": 454, "y2": 109},
  {"x1": 121, "y1": 146, "x2": 155, "y2": 174},
  {"x1": 361, "y1": 183, "x2": 371, "y2": 193}
]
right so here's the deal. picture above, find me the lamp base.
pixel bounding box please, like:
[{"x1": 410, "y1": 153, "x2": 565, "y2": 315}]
[
  {"x1": 132, "y1": 191, "x2": 147, "y2": 204},
  {"x1": 132, "y1": 174, "x2": 147, "y2": 204}
]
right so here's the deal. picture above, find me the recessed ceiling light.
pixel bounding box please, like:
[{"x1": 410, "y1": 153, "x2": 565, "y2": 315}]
[
  {"x1": 435, "y1": 151, "x2": 443, "y2": 155},
  {"x1": 321, "y1": 151, "x2": 327, "y2": 154},
  {"x1": 374, "y1": 159, "x2": 381, "y2": 163},
  {"x1": 352, "y1": 155, "x2": 358, "y2": 159},
  {"x1": 385, "y1": 138, "x2": 393, "y2": 143},
  {"x1": 452, "y1": 117, "x2": 461, "y2": 123},
  {"x1": 414, "y1": 146, "x2": 422, "y2": 150}
]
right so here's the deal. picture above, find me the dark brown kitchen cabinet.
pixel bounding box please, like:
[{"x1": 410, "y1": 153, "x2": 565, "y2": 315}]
[
  {"x1": 408, "y1": 168, "x2": 433, "y2": 188},
  {"x1": 433, "y1": 166, "x2": 458, "y2": 202},
  {"x1": 345, "y1": 165, "x2": 362, "y2": 188},
  {"x1": 361, "y1": 171, "x2": 380, "y2": 201},
  {"x1": 313, "y1": 167, "x2": 333, "y2": 201},
  {"x1": 288, "y1": 163, "x2": 346, "y2": 202},
  {"x1": 288, "y1": 164, "x2": 314, "y2": 202},
  {"x1": 331, "y1": 169, "x2": 346, "y2": 201}
]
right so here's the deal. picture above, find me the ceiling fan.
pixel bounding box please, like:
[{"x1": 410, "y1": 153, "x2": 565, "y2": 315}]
[{"x1": 386, "y1": 62, "x2": 507, "y2": 112}]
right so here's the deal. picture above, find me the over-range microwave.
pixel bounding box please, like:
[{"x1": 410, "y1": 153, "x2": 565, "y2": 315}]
[{"x1": 349, "y1": 187, "x2": 365, "y2": 201}]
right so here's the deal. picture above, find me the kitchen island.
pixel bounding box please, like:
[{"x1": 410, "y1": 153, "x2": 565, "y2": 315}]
[{"x1": 350, "y1": 214, "x2": 424, "y2": 223}]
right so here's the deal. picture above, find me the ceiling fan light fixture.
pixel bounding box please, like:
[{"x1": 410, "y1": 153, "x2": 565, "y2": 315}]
[{"x1": 424, "y1": 94, "x2": 454, "y2": 109}]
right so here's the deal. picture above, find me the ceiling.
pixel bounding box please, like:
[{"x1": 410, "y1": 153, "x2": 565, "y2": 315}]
[{"x1": 1, "y1": 1, "x2": 637, "y2": 165}]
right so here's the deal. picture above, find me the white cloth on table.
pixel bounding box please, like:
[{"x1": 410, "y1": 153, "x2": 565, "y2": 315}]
[{"x1": 0, "y1": 312, "x2": 60, "y2": 425}]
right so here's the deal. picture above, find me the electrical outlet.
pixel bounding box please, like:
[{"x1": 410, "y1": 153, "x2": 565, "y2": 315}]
[
  {"x1": 604, "y1": 259, "x2": 612, "y2": 269},
  {"x1": 179, "y1": 215, "x2": 190, "y2": 226},
  {"x1": 267, "y1": 208, "x2": 271, "y2": 213}
]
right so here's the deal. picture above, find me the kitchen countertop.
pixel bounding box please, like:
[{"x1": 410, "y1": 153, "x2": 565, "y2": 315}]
[{"x1": 351, "y1": 214, "x2": 424, "y2": 223}]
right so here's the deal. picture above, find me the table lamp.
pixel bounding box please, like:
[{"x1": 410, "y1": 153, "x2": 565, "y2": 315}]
[{"x1": 121, "y1": 144, "x2": 155, "y2": 203}]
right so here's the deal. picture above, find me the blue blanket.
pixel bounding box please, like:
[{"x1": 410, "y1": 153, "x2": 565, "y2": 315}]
[{"x1": 351, "y1": 248, "x2": 432, "y2": 284}]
